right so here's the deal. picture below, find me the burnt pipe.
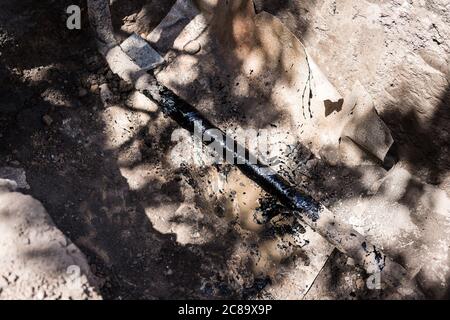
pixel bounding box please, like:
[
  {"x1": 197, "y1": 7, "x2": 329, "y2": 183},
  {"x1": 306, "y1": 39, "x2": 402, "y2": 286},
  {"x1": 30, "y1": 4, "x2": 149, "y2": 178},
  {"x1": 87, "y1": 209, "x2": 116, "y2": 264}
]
[{"x1": 143, "y1": 83, "x2": 321, "y2": 222}]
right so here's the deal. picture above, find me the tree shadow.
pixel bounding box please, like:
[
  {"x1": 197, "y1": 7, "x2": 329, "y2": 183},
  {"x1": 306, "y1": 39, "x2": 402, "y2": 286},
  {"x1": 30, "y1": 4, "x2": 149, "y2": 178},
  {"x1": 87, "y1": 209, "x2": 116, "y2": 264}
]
[
  {"x1": 110, "y1": 0, "x2": 178, "y2": 42},
  {"x1": 0, "y1": 0, "x2": 302, "y2": 300},
  {"x1": 380, "y1": 84, "x2": 449, "y2": 186},
  {"x1": 1, "y1": 0, "x2": 449, "y2": 300}
]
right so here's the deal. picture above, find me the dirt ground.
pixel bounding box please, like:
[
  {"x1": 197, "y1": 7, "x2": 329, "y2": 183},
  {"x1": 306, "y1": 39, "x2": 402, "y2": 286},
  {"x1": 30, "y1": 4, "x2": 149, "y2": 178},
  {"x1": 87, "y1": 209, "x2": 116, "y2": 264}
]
[
  {"x1": 1, "y1": 0, "x2": 449, "y2": 300},
  {"x1": 1, "y1": 0, "x2": 291, "y2": 299}
]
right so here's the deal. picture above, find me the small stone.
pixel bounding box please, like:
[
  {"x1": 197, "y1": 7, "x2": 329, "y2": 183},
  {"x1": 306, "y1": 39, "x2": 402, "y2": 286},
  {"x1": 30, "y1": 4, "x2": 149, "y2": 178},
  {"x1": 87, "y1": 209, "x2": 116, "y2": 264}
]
[
  {"x1": 42, "y1": 115, "x2": 53, "y2": 126},
  {"x1": 346, "y1": 257, "x2": 355, "y2": 266},
  {"x1": 183, "y1": 41, "x2": 201, "y2": 55},
  {"x1": 90, "y1": 84, "x2": 99, "y2": 93},
  {"x1": 128, "y1": 91, "x2": 158, "y2": 112}
]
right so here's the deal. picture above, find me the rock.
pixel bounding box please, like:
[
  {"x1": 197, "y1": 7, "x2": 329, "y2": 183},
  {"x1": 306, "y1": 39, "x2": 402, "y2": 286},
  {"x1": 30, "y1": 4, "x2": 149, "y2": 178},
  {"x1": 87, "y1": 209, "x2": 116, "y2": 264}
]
[
  {"x1": 42, "y1": 115, "x2": 53, "y2": 126},
  {"x1": 120, "y1": 33, "x2": 164, "y2": 71},
  {"x1": 331, "y1": 164, "x2": 450, "y2": 298},
  {"x1": 89, "y1": 84, "x2": 99, "y2": 93},
  {"x1": 101, "y1": 106, "x2": 147, "y2": 149},
  {"x1": 0, "y1": 187, "x2": 101, "y2": 299},
  {"x1": 126, "y1": 91, "x2": 158, "y2": 113},
  {"x1": 340, "y1": 82, "x2": 394, "y2": 164},
  {"x1": 146, "y1": 0, "x2": 207, "y2": 54},
  {"x1": 0, "y1": 167, "x2": 29, "y2": 189},
  {"x1": 0, "y1": 179, "x2": 17, "y2": 193},
  {"x1": 183, "y1": 41, "x2": 201, "y2": 55},
  {"x1": 268, "y1": 0, "x2": 449, "y2": 185}
]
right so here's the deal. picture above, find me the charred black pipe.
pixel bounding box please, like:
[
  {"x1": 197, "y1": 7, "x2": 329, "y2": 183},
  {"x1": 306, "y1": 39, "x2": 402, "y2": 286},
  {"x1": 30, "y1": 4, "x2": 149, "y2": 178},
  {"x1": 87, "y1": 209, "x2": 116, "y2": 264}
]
[{"x1": 145, "y1": 87, "x2": 322, "y2": 222}]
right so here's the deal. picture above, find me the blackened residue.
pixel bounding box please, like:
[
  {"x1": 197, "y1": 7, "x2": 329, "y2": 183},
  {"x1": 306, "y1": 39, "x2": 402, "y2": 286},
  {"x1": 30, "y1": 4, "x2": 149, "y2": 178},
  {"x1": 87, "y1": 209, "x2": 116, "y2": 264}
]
[
  {"x1": 242, "y1": 277, "x2": 272, "y2": 299},
  {"x1": 373, "y1": 246, "x2": 386, "y2": 271},
  {"x1": 144, "y1": 78, "x2": 323, "y2": 229},
  {"x1": 256, "y1": 195, "x2": 309, "y2": 248},
  {"x1": 362, "y1": 242, "x2": 367, "y2": 252},
  {"x1": 254, "y1": 195, "x2": 287, "y2": 225}
]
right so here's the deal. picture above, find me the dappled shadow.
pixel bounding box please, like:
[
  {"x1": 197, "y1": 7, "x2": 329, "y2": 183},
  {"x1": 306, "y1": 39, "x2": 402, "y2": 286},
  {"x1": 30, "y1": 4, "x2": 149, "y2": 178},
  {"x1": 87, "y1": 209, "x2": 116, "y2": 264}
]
[
  {"x1": 1, "y1": 0, "x2": 449, "y2": 300},
  {"x1": 0, "y1": 0, "x2": 293, "y2": 299},
  {"x1": 253, "y1": 0, "x2": 312, "y2": 40},
  {"x1": 110, "y1": 0, "x2": 177, "y2": 42},
  {"x1": 306, "y1": 84, "x2": 450, "y2": 300},
  {"x1": 380, "y1": 84, "x2": 450, "y2": 186},
  {"x1": 155, "y1": 0, "x2": 316, "y2": 138}
]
